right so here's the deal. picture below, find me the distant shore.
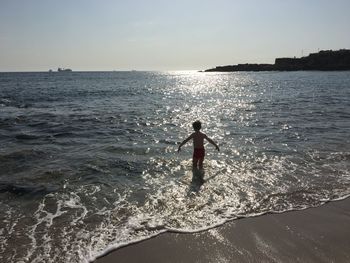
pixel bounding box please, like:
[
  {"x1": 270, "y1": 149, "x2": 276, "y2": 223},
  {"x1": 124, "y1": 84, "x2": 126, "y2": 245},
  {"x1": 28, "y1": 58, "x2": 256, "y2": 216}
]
[
  {"x1": 95, "y1": 197, "x2": 350, "y2": 263},
  {"x1": 205, "y1": 49, "x2": 350, "y2": 72}
]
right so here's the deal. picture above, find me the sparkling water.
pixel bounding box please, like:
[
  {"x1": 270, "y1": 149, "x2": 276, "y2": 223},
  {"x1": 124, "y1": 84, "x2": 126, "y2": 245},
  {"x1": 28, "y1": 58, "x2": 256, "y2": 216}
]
[{"x1": 0, "y1": 71, "x2": 349, "y2": 262}]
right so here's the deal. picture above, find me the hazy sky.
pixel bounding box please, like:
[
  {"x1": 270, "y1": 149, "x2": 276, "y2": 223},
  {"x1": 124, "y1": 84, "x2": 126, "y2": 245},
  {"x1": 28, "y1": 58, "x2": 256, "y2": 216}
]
[{"x1": 1, "y1": 0, "x2": 350, "y2": 71}]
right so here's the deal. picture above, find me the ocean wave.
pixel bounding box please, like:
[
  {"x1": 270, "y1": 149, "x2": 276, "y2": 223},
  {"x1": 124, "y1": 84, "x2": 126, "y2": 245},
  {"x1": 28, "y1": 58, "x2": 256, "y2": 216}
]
[{"x1": 0, "y1": 182, "x2": 57, "y2": 196}]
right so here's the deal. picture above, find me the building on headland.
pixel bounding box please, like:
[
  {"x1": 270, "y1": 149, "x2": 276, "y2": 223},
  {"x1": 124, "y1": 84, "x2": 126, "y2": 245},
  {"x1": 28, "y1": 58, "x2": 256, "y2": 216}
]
[{"x1": 205, "y1": 49, "x2": 350, "y2": 72}]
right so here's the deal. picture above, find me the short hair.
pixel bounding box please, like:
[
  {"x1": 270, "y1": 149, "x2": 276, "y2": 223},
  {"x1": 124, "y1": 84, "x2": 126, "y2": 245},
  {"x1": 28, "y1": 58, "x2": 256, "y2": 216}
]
[{"x1": 192, "y1": 120, "x2": 201, "y2": 131}]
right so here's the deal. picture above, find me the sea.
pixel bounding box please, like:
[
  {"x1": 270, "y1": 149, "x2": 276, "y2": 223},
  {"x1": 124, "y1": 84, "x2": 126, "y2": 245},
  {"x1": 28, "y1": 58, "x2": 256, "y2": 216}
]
[{"x1": 0, "y1": 71, "x2": 349, "y2": 262}]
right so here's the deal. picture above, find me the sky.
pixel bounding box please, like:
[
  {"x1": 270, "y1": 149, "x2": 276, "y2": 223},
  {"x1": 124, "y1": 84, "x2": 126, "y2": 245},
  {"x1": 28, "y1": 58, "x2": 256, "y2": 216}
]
[{"x1": 1, "y1": 0, "x2": 350, "y2": 71}]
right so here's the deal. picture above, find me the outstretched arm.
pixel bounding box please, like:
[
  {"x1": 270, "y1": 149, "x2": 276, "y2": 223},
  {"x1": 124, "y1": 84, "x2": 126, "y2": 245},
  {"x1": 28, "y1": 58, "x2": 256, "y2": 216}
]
[
  {"x1": 178, "y1": 134, "x2": 193, "y2": 152},
  {"x1": 205, "y1": 135, "x2": 220, "y2": 151}
]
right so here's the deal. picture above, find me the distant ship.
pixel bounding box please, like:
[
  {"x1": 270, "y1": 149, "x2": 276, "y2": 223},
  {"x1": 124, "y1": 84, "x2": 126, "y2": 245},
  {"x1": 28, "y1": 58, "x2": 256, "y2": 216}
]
[{"x1": 57, "y1": 67, "x2": 72, "y2": 72}]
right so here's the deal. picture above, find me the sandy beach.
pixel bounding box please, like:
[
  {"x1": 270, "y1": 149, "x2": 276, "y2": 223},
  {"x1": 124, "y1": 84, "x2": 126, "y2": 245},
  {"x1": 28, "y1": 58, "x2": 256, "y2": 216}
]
[{"x1": 95, "y1": 197, "x2": 350, "y2": 263}]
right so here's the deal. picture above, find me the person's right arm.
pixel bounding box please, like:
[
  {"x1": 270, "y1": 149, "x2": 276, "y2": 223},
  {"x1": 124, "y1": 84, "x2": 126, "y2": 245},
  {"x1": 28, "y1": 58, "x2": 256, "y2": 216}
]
[{"x1": 205, "y1": 135, "x2": 220, "y2": 151}]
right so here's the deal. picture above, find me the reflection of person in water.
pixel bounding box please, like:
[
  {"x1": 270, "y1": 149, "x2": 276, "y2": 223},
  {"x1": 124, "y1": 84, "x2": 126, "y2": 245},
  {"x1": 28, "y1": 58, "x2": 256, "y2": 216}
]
[
  {"x1": 189, "y1": 167, "x2": 205, "y2": 193},
  {"x1": 178, "y1": 120, "x2": 220, "y2": 169}
]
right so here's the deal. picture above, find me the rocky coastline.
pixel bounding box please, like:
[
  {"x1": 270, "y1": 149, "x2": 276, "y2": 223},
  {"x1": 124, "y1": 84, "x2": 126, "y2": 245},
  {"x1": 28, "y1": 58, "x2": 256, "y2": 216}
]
[{"x1": 205, "y1": 49, "x2": 350, "y2": 72}]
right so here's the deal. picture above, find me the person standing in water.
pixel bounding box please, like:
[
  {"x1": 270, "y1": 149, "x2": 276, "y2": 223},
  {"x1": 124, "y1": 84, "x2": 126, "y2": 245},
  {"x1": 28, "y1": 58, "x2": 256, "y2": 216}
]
[{"x1": 178, "y1": 120, "x2": 220, "y2": 169}]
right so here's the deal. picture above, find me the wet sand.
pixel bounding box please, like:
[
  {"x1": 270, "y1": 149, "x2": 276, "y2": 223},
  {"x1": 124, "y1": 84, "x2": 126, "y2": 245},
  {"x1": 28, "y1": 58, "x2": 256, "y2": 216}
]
[{"x1": 95, "y1": 198, "x2": 350, "y2": 263}]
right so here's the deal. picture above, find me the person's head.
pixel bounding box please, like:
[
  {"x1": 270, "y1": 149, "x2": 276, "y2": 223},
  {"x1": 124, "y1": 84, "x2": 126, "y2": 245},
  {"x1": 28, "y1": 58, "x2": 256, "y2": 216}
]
[{"x1": 192, "y1": 120, "x2": 202, "y2": 131}]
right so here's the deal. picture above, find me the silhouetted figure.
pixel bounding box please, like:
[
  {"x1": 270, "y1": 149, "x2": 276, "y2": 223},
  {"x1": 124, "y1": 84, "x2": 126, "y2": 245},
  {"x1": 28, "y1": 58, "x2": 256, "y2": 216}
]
[{"x1": 178, "y1": 120, "x2": 220, "y2": 169}]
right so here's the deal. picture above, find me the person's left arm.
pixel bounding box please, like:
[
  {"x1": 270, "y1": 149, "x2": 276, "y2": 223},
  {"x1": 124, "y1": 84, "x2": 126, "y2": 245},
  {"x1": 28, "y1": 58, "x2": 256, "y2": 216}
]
[{"x1": 178, "y1": 134, "x2": 193, "y2": 152}]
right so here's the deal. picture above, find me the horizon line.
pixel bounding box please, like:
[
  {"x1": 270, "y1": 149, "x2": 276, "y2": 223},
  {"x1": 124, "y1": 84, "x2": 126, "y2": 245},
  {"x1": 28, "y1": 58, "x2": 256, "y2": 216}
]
[{"x1": 0, "y1": 69, "x2": 204, "y2": 73}]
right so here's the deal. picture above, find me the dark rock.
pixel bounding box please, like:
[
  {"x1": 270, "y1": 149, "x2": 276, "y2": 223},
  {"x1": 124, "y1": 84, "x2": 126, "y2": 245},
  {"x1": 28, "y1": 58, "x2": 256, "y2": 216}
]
[{"x1": 204, "y1": 49, "x2": 350, "y2": 72}]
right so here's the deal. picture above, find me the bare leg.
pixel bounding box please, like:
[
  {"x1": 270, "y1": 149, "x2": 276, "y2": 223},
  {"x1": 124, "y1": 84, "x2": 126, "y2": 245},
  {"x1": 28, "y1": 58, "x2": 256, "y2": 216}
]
[
  {"x1": 192, "y1": 158, "x2": 199, "y2": 169},
  {"x1": 198, "y1": 158, "x2": 204, "y2": 170}
]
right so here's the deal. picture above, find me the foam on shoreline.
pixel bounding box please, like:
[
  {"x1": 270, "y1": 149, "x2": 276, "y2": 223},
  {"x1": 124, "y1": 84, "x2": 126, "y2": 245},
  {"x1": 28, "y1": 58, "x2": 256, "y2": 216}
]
[{"x1": 91, "y1": 195, "x2": 350, "y2": 262}]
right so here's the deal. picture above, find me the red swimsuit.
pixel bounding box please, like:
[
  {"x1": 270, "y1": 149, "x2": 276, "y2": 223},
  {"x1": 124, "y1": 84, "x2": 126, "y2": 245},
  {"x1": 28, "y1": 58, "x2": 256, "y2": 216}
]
[{"x1": 193, "y1": 148, "x2": 205, "y2": 159}]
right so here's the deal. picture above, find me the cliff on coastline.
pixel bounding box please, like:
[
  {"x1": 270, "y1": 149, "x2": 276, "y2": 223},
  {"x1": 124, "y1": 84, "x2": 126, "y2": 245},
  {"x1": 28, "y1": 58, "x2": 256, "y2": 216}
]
[{"x1": 205, "y1": 49, "x2": 350, "y2": 72}]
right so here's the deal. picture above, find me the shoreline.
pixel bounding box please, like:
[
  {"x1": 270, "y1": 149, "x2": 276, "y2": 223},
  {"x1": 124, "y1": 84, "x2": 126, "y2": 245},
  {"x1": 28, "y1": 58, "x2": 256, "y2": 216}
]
[{"x1": 95, "y1": 197, "x2": 350, "y2": 263}]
